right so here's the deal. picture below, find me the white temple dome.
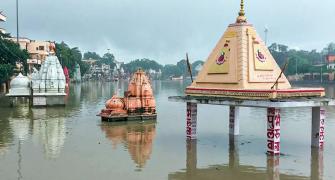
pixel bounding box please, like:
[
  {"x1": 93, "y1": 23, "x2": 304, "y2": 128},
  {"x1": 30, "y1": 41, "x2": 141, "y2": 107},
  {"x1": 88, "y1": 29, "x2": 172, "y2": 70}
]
[
  {"x1": 10, "y1": 73, "x2": 30, "y2": 88},
  {"x1": 7, "y1": 73, "x2": 30, "y2": 96}
]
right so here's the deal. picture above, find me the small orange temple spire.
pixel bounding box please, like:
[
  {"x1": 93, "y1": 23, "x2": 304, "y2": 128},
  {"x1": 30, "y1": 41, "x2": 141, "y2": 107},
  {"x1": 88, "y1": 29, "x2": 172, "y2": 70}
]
[{"x1": 236, "y1": 0, "x2": 247, "y2": 23}]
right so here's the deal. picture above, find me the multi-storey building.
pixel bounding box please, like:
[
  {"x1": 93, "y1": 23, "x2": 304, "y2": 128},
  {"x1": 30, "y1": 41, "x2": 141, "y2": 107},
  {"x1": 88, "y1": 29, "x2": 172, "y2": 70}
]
[{"x1": 7, "y1": 37, "x2": 56, "y2": 73}]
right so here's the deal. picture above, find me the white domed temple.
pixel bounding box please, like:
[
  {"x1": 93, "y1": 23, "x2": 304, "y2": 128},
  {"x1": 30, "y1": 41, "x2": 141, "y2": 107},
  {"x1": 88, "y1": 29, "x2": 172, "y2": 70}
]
[
  {"x1": 6, "y1": 73, "x2": 31, "y2": 106},
  {"x1": 7, "y1": 73, "x2": 30, "y2": 96},
  {"x1": 31, "y1": 55, "x2": 66, "y2": 106}
]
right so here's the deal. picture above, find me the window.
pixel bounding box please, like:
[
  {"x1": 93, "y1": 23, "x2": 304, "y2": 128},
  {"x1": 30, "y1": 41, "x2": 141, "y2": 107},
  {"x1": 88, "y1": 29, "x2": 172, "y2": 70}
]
[{"x1": 39, "y1": 46, "x2": 44, "y2": 51}]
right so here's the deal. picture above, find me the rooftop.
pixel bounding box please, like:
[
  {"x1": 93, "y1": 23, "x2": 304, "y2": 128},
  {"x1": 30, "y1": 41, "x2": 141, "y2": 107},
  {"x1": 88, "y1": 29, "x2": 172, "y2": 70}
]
[
  {"x1": 0, "y1": 28, "x2": 5, "y2": 34},
  {"x1": 0, "y1": 12, "x2": 6, "y2": 22}
]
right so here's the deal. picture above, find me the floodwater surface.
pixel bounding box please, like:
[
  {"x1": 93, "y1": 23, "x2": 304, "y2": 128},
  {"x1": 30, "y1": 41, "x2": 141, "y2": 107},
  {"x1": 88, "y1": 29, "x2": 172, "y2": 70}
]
[{"x1": 0, "y1": 81, "x2": 334, "y2": 180}]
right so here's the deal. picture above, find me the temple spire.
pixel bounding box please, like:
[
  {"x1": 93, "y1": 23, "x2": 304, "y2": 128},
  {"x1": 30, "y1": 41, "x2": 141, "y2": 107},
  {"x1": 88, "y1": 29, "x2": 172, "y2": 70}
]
[{"x1": 236, "y1": 0, "x2": 247, "y2": 23}]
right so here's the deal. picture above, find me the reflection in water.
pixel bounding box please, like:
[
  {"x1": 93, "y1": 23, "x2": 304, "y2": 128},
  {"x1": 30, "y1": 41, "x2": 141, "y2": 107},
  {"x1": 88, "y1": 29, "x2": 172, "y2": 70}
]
[
  {"x1": 9, "y1": 107, "x2": 31, "y2": 141},
  {"x1": 267, "y1": 155, "x2": 280, "y2": 180},
  {"x1": 229, "y1": 135, "x2": 239, "y2": 168},
  {"x1": 100, "y1": 120, "x2": 156, "y2": 169},
  {"x1": 0, "y1": 106, "x2": 31, "y2": 156},
  {"x1": 0, "y1": 81, "x2": 332, "y2": 179},
  {"x1": 17, "y1": 141, "x2": 23, "y2": 180},
  {"x1": 168, "y1": 136, "x2": 324, "y2": 180},
  {"x1": 311, "y1": 148, "x2": 324, "y2": 180},
  {"x1": 31, "y1": 108, "x2": 66, "y2": 159},
  {"x1": 0, "y1": 107, "x2": 67, "y2": 159}
]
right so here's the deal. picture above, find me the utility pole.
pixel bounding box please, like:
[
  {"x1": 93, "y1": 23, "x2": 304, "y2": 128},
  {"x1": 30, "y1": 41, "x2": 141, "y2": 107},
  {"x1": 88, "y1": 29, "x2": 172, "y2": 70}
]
[
  {"x1": 295, "y1": 58, "x2": 298, "y2": 76},
  {"x1": 321, "y1": 66, "x2": 323, "y2": 83},
  {"x1": 16, "y1": 0, "x2": 19, "y2": 43},
  {"x1": 264, "y1": 26, "x2": 268, "y2": 46}
]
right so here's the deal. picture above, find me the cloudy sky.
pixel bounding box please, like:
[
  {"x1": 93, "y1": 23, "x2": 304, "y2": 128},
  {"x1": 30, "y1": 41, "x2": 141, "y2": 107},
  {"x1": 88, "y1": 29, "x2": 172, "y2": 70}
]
[{"x1": 1, "y1": 0, "x2": 335, "y2": 64}]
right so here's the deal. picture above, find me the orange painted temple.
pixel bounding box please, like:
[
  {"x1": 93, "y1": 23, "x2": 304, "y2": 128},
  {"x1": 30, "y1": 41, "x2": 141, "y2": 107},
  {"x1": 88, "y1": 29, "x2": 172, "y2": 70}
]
[{"x1": 99, "y1": 69, "x2": 156, "y2": 121}]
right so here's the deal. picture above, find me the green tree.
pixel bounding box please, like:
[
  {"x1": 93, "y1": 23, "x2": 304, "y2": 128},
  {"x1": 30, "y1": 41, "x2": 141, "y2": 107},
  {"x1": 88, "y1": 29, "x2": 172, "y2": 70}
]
[
  {"x1": 83, "y1": 51, "x2": 101, "y2": 60},
  {"x1": 176, "y1": 59, "x2": 187, "y2": 74},
  {"x1": 191, "y1": 60, "x2": 204, "y2": 75},
  {"x1": 55, "y1": 42, "x2": 84, "y2": 77},
  {"x1": 161, "y1": 64, "x2": 181, "y2": 79},
  {"x1": 78, "y1": 61, "x2": 90, "y2": 77},
  {"x1": 123, "y1": 58, "x2": 163, "y2": 73},
  {"x1": 100, "y1": 53, "x2": 116, "y2": 67},
  {"x1": 0, "y1": 32, "x2": 29, "y2": 84}
]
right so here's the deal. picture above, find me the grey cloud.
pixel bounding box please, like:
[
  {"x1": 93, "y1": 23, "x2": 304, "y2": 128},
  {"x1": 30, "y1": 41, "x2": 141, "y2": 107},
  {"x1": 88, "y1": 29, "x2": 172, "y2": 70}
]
[{"x1": 1, "y1": 0, "x2": 335, "y2": 64}]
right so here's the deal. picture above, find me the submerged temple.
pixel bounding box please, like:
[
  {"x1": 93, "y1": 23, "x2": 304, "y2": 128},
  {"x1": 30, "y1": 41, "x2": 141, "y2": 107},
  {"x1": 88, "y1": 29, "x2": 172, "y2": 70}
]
[
  {"x1": 99, "y1": 69, "x2": 156, "y2": 121},
  {"x1": 73, "y1": 63, "x2": 81, "y2": 83},
  {"x1": 31, "y1": 55, "x2": 66, "y2": 106},
  {"x1": 6, "y1": 73, "x2": 30, "y2": 97},
  {"x1": 185, "y1": 0, "x2": 324, "y2": 99}
]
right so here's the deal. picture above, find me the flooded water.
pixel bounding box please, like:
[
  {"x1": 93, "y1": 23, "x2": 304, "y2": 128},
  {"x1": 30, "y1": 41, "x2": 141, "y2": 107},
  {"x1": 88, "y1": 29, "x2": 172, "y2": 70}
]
[{"x1": 0, "y1": 81, "x2": 334, "y2": 180}]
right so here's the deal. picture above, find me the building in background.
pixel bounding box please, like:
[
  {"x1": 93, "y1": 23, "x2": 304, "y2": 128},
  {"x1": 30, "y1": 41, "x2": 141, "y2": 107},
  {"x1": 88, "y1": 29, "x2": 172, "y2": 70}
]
[
  {"x1": 7, "y1": 37, "x2": 56, "y2": 73},
  {"x1": 7, "y1": 37, "x2": 55, "y2": 62},
  {"x1": 0, "y1": 11, "x2": 6, "y2": 34},
  {"x1": 326, "y1": 54, "x2": 335, "y2": 69},
  {"x1": 82, "y1": 58, "x2": 115, "y2": 80}
]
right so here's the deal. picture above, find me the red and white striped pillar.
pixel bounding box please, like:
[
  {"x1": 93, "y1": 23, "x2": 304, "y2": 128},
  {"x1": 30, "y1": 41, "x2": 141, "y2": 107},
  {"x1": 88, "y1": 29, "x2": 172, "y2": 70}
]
[
  {"x1": 229, "y1": 106, "x2": 240, "y2": 135},
  {"x1": 311, "y1": 107, "x2": 326, "y2": 149},
  {"x1": 267, "y1": 107, "x2": 281, "y2": 156},
  {"x1": 186, "y1": 102, "x2": 197, "y2": 140}
]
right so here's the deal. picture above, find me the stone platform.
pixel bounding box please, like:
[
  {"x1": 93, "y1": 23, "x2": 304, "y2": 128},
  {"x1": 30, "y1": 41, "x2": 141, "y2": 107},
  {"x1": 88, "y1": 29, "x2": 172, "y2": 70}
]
[
  {"x1": 169, "y1": 95, "x2": 335, "y2": 108},
  {"x1": 169, "y1": 95, "x2": 335, "y2": 156},
  {"x1": 100, "y1": 113, "x2": 157, "y2": 122}
]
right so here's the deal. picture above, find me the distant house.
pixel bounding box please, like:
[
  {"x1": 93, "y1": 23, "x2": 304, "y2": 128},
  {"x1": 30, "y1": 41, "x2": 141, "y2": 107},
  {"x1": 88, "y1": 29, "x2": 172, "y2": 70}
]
[
  {"x1": 326, "y1": 54, "x2": 335, "y2": 69},
  {"x1": 0, "y1": 11, "x2": 7, "y2": 33},
  {"x1": 82, "y1": 58, "x2": 98, "y2": 65},
  {"x1": 6, "y1": 37, "x2": 56, "y2": 73}
]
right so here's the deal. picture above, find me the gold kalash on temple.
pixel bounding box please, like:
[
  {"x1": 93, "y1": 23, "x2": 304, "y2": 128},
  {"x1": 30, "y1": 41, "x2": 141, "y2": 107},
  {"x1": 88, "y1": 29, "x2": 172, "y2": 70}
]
[
  {"x1": 185, "y1": 0, "x2": 325, "y2": 99},
  {"x1": 99, "y1": 69, "x2": 156, "y2": 121}
]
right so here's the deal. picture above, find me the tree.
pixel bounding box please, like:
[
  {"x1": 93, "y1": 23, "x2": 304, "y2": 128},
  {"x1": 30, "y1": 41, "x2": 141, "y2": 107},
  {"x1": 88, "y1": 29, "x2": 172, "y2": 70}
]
[
  {"x1": 0, "y1": 32, "x2": 29, "y2": 84},
  {"x1": 322, "y1": 43, "x2": 335, "y2": 55},
  {"x1": 191, "y1": 60, "x2": 204, "y2": 75},
  {"x1": 0, "y1": 64, "x2": 14, "y2": 84},
  {"x1": 55, "y1": 42, "x2": 83, "y2": 78},
  {"x1": 123, "y1": 58, "x2": 163, "y2": 73},
  {"x1": 277, "y1": 44, "x2": 288, "y2": 53},
  {"x1": 161, "y1": 64, "x2": 181, "y2": 79},
  {"x1": 268, "y1": 42, "x2": 327, "y2": 75},
  {"x1": 100, "y1": 53, "x2": 116, "y2": 67},
  {"x1": 83, "y1": 51, "x2": 101, "y2": 60},
  {"x1": 78, "y1": 61, "x2": 90, "y2": 77}
]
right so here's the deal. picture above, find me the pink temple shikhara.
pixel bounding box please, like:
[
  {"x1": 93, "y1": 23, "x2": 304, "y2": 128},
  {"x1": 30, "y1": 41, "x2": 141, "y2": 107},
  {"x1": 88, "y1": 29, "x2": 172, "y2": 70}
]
[{"x1": 99, "y1": 69, "x2": 156, "y2": 121}]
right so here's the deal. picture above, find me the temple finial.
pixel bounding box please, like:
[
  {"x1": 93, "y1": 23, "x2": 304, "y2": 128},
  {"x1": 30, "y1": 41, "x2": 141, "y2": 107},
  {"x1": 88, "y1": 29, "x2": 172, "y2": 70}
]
[
  {"x1": 236, "y1": 0, "x2": 247, "y2": 23},
  {"x1": 239, "y1": 0, "x2": 245, "y2": 16}
]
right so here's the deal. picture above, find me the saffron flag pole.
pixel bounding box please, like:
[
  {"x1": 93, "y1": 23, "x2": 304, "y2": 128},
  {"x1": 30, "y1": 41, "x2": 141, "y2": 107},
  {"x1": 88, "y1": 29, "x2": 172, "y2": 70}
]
[
  {"x1": 186, "y1": 53, "x2": 193, "y2": 83},
  {"x1": 271, "y1": 58, "x2": 289, "y2": 90}
]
